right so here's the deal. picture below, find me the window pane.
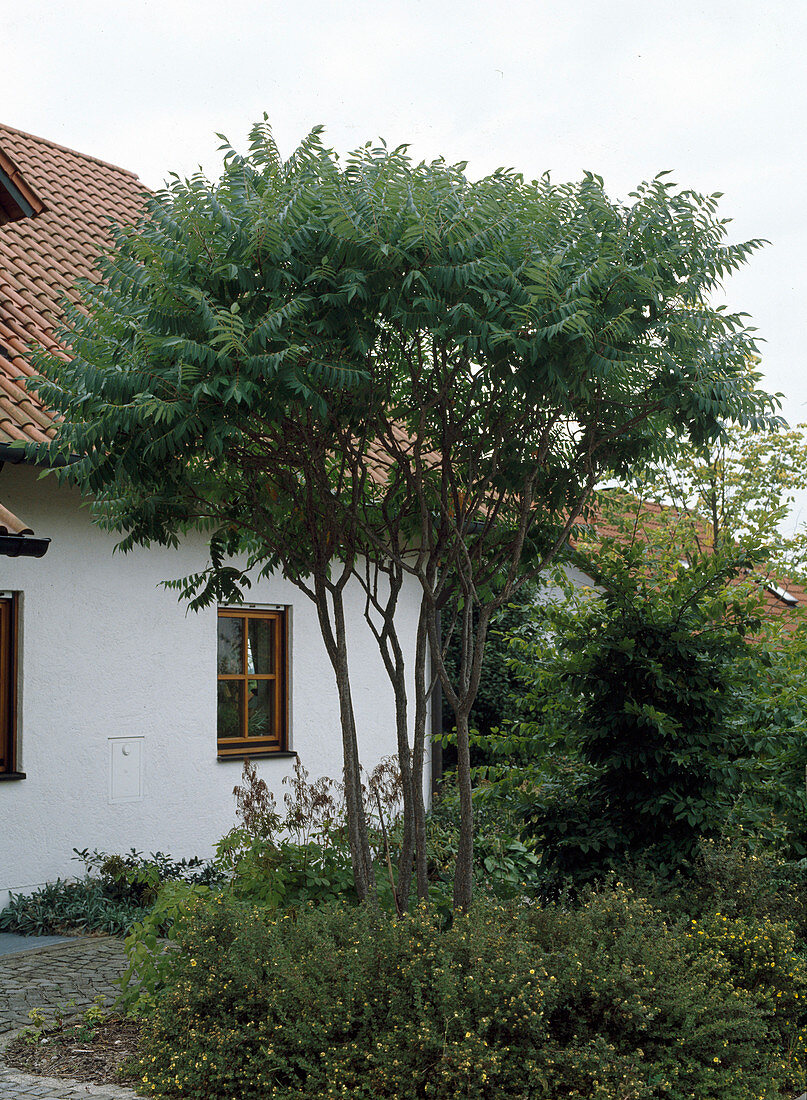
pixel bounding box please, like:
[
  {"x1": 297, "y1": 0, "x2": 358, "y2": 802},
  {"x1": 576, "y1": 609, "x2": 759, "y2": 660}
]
[
  {"x1": 218, "y1": 680, "x2": 244, "y2": 740},
  {"x1": 247, "y1": 617, "x2": 275, "y2": 674},
  {"x1": 247, "y1": 679, "x2": 276, "y2": 739},
  {"x1": 217, "y1": 616, "x2": 243, "y2": 675}
]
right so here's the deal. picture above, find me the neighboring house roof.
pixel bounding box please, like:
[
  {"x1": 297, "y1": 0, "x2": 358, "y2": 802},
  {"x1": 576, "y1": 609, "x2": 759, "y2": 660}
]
[
  {"x1": 576, "y1": 488, "x2": 806, "y2": 625},
  {"x1": 0, "y1": 123, "x2": 147, "y2": 446}
]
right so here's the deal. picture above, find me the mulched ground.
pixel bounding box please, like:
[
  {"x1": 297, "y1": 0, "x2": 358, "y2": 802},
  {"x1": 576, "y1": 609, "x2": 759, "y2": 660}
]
[{"x1": 3, "y1": 1014, "x2": 143, "y2": 1087}]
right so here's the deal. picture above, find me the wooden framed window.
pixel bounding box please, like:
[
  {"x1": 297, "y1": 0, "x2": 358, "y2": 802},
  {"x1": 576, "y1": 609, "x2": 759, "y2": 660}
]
[
  {"x1": 0, "y1": 595, "x2": 20, "y2": 778},
  {"x1": 217, "y1": 607, "x2": 287, "y2": 757}
]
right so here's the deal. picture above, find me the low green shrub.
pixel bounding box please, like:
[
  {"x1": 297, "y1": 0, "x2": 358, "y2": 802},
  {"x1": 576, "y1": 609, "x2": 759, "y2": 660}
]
[
  {"x1": 687, "y1": 838, "x2": 807, "y2": 937},
  {"x1": 685, "y1": 908, "x2": 807, "y2": 1079},
  {"x1": 119, "y1": 880, "x2": 213, "y2": 1014},
  {"x1": 136, "y1": 884, "x2": 807, "y2": 1100},
  {"x1": 0, "y1": 848, "x2": 221, "y2": 937},
  {"x1": 0, "y1": 877, "x2": 146, "y2": 936},
  {"x1": 74, "y1": 847, "x2": 222, "y2": 905},
  {"x1": 574, "y1": 837, "x2": 807, "y2": 939},
  {"x1": 427, "y1": 778, "x2": 540, "y2": 901}
]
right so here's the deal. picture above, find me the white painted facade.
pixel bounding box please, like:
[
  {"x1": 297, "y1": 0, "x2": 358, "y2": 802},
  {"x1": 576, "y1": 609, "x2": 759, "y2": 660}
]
[{"x1": 0, "y1": 462, "x2": 428, "y2": 901}]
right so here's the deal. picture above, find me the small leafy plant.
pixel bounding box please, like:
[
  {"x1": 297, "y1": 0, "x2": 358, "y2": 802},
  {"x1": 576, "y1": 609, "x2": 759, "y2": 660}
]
[
  {"x1": 216, "y1": 758, "x2": 402, "y2": 910},
  {"x1": 16, "y1": 996, "x2": 105, "y2": 1046},
  {"x1": 0, "y1": 848, "x2": 222, "y2": 936}
]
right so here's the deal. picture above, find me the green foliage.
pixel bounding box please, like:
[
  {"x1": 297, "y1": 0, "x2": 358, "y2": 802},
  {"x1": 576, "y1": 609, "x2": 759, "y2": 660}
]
[
  {"x1": 26, "y1": 119, "x2": 777, "y2": 619},
  {"x1": 73, "y1": 847, "x2": 222, "y2": 903},
  {"x1": 0, "y1": 878, "x2": 146, "y2": 937},
  {"x1": 487, "y1": 548, "x2": 764, "y2": 884},
  {"x1": 574, "y1": 421, "x2": 807, "y2": 860},
  {"x1": 619, "y1": 421, "x2": 807, "y2": 580},
  {"x1": 120, "y1": 759, "x2": 403, "y2": 1014},
  {"x1": 724, "y1": 623, "x2": 807, "y2": 858},
  {"x1": 212, "y1": 758, "x2": 401, "y2": 911},
  {"x1": 120, "y1": 880, "x2": 213, "y2": 1013},
  {"x1": 135, "y1": 886, "x2": 806, "y2": 1100},
  {"x1": 441, "y1": 581, "x2": 544, "y2": 744},
  {"x1": 427, "y1": 778, "x2": 541, "y2": 900},
  {"x1": 16, "y1": 996, "x2": 108, "y2": 1047},
  {"x1": 686, "y1": 839, "x2": 807, "y2": 930},
  {"x1": 213, "y1": 827, "x2": 361, "y2": 910},
  {"x1": 0, "y1": 848, "x2": 221, "y2": 937}
]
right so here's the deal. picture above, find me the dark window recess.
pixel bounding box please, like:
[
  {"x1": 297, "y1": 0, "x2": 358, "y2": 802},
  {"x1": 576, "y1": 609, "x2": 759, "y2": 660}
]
[{"x1": 0, "y1": 596, "x2": 19, "y2": 776}]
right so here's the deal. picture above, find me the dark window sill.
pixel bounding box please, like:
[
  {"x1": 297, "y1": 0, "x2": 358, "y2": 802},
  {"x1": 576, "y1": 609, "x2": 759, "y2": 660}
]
[
  {"x1": 0, "y1": 771, "x2": 26, "y2": 781},
  {"x1": 217, "y1": 751, "x2": 297, "y2": 762}
]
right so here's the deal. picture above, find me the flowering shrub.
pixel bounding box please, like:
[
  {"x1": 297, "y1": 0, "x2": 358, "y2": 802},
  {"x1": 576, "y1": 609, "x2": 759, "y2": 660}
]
[
  {"x1": 136, "y1": 884, "x2": 803, "y2": 1099},
  {"x1": 685, "y1": 910, "x2": 807, "y2": 1091},
  {"x1": 688, "y1": 838, "x2": 807, "y2": 938}
]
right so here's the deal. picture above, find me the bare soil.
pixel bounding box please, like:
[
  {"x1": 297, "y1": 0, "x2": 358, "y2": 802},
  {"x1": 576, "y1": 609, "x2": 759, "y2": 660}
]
[{"x1": 3, "y1": 1014, "x2": 142, "y2": 1088}]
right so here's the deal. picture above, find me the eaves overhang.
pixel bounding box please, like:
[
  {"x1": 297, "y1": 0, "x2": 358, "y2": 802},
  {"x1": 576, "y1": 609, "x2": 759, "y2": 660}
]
[
  {"x1": 0, "y1": 500, "x2": 49, "y2": 557},
  {"x1": 0, "y1": 442, "x2": 74, "y2": 468},
  {"x1": 0, "y1": 532, "x2": 50, "y2": 557}
]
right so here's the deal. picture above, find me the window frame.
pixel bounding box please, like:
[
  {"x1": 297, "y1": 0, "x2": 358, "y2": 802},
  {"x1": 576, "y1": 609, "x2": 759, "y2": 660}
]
[
  {"x1": 0, "y1": 593, "x2": 21, "y2": 779},
  {"x1": 216, "y1": 606, "x2": 288, "y2": 759}
]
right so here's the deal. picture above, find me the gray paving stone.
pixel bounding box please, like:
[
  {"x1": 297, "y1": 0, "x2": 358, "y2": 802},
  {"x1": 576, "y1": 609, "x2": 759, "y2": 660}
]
[
  {"x1": 0, "y1": 935, "x2": 74, "y2": 958},
  {"x1": 0, "y1": 1063, "x2": 138, "y2": 1096},
  {"x1": 0, "y1": 938, "x2": 127, "y2": 1036},
  {"x1": 0, "y1": 936, "x2": 140, "y2": 1098}
]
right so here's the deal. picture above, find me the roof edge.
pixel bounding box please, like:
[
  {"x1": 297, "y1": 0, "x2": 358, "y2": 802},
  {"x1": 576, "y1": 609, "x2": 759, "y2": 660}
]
[{"x1": 0, "y1": 122, "x2": 141, "y2": 182}]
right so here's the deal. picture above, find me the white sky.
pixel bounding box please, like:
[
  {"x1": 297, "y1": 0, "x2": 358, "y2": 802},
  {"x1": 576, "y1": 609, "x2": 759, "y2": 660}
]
[{"x1": 5, "y1": 0, "x2": 806, "y2": 429}]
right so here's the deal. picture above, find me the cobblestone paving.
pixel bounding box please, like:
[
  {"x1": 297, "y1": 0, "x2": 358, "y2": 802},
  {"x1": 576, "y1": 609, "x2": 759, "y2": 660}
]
[{"x1": 0, "y1": 938, "x2": 139, "y2": 1099}]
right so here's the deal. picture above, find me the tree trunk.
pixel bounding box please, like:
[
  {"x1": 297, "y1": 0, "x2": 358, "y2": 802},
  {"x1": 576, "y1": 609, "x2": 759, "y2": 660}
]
[
  {"x1": 452, "y1": 708, "x2": 474, "y2": 911},
  {"x1": 313, "y1": 575, "x2": 375, "y2": 902},
  {"x1": 389, "y1": 653, "x2": 415, "y2": 911},
  {"x1": 358, "y1": 560, "x2": 420, "y2": 911},
  {"x1": 411, "y1": 596, "x2": 431, "y2": 900}
]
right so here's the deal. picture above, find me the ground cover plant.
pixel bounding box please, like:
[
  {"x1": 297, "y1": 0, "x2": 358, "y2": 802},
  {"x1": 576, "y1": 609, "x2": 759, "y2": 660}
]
[{"x1": 0, "y1": 848, "x2": 220, "y2": 936}]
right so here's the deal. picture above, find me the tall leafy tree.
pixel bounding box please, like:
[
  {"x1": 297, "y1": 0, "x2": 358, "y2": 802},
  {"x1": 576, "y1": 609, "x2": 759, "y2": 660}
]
[{"x1": 29, "y1": 121, "x2": 776, "y2": 908}]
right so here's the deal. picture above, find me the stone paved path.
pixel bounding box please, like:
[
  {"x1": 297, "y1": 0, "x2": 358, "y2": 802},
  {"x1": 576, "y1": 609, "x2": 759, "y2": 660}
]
[{"x1": 0, "y1": 937, "x2": 139, "y2": 1099}]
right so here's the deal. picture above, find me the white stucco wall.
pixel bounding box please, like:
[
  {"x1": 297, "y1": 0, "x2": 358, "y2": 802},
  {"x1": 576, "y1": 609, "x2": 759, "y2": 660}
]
[{"x1": 0, "y1": 463, "x2": 430, "y2": 901}]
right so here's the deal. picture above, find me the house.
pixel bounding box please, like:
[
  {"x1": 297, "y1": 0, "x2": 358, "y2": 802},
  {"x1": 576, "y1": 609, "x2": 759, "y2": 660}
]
[
  {"x1": 571, "y1": 488, "x2": 806, "y2": 627},
  {"x1": 0, "y1": 124, "x2": 430, "y2": 902}
]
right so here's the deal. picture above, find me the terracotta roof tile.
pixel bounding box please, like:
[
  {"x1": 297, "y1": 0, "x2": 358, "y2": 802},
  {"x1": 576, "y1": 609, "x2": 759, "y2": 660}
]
[
  {"x1": 0, "y1": 123, "x2": 148, "y2": 445},
  {"x1": 579, "y1": 489, "x2": 806, "y2": 628}
]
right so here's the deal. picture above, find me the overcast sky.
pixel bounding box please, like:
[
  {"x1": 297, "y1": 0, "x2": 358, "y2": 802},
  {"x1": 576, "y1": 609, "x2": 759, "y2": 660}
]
[{"x1": 5, "y1": 1, "x2": 806, "y2": 429}]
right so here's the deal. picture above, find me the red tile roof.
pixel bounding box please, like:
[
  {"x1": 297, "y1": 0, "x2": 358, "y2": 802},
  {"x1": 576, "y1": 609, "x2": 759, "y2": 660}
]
[
  {"x1": 578, "y1": 488, "x2": 806, "y2": 626},
  {"x1": 0, "y1": 123, "x2": 148, "y2": 445}
]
